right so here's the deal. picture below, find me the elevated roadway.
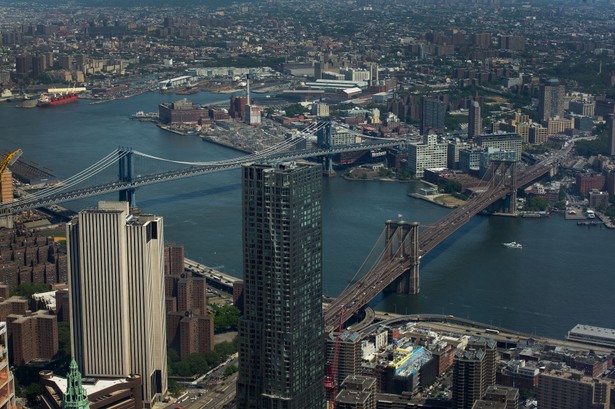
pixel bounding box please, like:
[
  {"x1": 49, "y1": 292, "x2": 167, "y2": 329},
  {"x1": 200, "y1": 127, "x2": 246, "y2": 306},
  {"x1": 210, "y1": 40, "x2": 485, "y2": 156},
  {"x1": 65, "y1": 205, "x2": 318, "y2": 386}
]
[
  {"x1": 325, "y1": 146, "x2": 571, "y2": 330},
  {"x1": 2, "y1": 140, "x2": 405, "y2": 214}
]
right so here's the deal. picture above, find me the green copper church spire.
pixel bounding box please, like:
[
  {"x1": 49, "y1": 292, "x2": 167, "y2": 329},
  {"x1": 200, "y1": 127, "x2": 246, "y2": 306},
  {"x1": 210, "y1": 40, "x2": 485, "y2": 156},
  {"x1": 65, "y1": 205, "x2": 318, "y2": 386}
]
[{"x1": 62, "y1": 359, "x2": 89, "y2": 409}]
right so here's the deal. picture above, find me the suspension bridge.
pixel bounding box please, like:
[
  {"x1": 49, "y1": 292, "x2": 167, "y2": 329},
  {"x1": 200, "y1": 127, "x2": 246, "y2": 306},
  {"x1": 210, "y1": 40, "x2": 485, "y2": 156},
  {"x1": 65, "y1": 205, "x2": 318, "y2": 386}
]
[
  {"x1": 1, "y1": 119, "x2": 567, "y2": 330},
  {"x1": 323, "y1": 144, "x2": 570, "y2": 331},
  {"x1": 0, "y1": 121, "x2": 405, "y2": 214}
]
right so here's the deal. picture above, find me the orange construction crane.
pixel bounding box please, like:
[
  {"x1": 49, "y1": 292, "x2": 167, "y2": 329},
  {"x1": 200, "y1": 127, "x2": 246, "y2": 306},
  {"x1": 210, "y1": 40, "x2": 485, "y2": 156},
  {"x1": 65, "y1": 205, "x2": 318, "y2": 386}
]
[
  {"x1": 324, "y1": 308, "x2": 346, "y2": 409},
  {"x1": 0, "y1": 149, "x2": 22, "y2": 174}
]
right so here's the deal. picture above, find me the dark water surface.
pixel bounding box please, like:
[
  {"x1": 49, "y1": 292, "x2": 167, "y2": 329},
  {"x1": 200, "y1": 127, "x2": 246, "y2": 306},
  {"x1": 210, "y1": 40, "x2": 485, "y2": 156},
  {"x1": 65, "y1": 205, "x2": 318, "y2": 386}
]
[{"x1": 1, "y1": 92, "x2": 613, "y2": 339}]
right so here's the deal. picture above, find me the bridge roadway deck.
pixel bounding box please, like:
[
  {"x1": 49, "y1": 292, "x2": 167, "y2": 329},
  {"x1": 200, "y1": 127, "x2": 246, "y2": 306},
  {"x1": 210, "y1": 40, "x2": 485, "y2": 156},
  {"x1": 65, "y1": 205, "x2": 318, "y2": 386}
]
[
  {"x1": 184, "y1": 258, "x2": 240, "y2": 291},
  {"x1": 2, "y1": 140, "x2": 405, "y2": 213},
  {"x1": 324, "y1": 148, "x2": 569, "y2": 330}
]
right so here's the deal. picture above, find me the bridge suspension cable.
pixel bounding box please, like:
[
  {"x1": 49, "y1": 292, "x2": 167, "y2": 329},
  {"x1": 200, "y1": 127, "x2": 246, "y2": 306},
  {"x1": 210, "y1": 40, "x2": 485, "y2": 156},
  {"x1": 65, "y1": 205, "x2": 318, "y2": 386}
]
[{"x1": 7, "y1": 149, "x2": 129, "y2": 208}]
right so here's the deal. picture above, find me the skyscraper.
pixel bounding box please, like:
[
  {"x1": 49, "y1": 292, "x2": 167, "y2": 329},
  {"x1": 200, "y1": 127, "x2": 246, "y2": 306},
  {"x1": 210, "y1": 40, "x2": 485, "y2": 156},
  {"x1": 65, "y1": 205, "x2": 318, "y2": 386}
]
[
  {"x1": 467, "y1": 101, "x2": 482, "y2": 138},
  {"x1": 421, "y1": 97, "x2": 445, "y2": 134},
  {"x1": 237, "y1": 162, "x2": 325, "y2": 409},
  {"x1": 67, "y1": 201, "x2": 167, "y2": 408},
  {"x1": 538, "y1": 79, "x2": 565, "y2": 121}
]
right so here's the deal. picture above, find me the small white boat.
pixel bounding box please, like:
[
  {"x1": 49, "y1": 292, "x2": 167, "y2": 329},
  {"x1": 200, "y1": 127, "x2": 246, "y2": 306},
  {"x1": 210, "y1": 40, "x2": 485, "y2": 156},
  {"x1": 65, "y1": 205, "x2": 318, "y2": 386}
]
[{"x1": 502, "y1": 241, "x2": 522, "y2": 249}]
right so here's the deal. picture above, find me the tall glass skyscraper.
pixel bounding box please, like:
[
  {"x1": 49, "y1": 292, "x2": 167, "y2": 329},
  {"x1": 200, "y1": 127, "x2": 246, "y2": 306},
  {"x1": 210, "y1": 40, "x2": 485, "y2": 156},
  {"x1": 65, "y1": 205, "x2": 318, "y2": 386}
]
[{"x1": 237, "y1": 162, "x2": 325, "y2": 409}]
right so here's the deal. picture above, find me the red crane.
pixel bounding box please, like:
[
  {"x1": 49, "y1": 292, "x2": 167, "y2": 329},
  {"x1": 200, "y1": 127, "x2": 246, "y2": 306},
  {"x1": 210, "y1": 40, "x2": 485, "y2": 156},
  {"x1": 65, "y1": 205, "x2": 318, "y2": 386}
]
[{"x1": 324, "y1": 309, "x2": 345, "y2": 409}]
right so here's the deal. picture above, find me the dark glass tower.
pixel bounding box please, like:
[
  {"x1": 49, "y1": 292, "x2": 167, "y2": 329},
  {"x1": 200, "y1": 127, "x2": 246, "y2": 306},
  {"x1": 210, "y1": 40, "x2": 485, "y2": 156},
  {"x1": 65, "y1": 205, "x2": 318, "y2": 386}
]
[{"x1": 237, "y1": 162, "x2": 325, "y2": 409}]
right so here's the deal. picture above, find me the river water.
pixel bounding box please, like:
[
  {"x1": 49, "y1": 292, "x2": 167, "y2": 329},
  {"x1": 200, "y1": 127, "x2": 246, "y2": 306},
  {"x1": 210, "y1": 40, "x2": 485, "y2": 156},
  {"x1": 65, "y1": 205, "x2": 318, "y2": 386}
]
[{"x1": 1, "y1": 92, "x2": 614, "y2": 339}]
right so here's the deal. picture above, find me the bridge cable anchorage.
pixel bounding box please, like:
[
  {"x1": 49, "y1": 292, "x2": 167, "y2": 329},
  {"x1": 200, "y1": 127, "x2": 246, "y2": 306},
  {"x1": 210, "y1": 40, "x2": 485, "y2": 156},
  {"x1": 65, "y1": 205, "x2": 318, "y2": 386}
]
[{"x1": 6, "y1": 149, "x2": 129, "y2": 208}]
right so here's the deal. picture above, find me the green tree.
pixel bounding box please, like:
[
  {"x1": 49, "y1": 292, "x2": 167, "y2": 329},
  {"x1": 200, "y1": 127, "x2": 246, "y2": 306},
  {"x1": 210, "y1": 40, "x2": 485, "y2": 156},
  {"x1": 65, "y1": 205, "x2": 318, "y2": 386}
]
[
  {"x1": 439, "y1": 179, "x2": 462, "y2": 194},
  {"x1": 11, "y1": 283, "x2": 49, "y2": 310},
  {"x1": 524, "y1": 197, "x2": 549, "y2": 211},
  {"x1": 212, "y1": 304, "x2": 240, "y2": 333},
  {"x1": 283, "y1": 103, "x2": 309, "y2": 118},
  {"x1": 224, "y1": 365, "x2": 238, "y2": 377}
]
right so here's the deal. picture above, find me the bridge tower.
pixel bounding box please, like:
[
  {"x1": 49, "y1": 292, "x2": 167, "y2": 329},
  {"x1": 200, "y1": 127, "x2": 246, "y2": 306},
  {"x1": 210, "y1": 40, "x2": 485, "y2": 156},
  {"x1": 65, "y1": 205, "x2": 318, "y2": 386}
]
[
  {"x1": 316, "y1": 121, "x2": 335, "y2": 176},
  {"x1": 118, "y1": 148, "x2": 136, "y2": 207},
  {"x1": 488, "y1": 159, "x2": 518, "y2": 214},
  {"x1": 383, "y1": 220, "x2": 420, "y2": 295}
]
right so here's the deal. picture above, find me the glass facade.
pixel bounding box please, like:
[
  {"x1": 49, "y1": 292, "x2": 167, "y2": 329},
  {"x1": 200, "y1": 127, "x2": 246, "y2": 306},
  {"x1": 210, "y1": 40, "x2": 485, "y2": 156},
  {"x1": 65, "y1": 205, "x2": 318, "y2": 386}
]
[{"x1": 237, "y1": 162, "x2": 325, "y2": 409}]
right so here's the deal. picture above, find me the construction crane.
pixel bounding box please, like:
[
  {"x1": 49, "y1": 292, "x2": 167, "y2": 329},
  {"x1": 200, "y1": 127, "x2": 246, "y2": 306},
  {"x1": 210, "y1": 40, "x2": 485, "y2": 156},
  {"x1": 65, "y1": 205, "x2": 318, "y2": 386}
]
[
  {"x1": 0, "y1": 149, "x2": 22, "y2": 174},
  {"x1": 324, "y1": 308, "x2": 346, "y2": 409}
]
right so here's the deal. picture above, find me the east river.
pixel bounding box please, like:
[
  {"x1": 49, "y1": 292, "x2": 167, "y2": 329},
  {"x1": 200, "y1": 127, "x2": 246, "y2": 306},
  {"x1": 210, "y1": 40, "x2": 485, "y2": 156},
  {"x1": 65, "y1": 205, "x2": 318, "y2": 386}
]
[{"x1": 1, "y1": 92, "x2": 614, "y2": 339}]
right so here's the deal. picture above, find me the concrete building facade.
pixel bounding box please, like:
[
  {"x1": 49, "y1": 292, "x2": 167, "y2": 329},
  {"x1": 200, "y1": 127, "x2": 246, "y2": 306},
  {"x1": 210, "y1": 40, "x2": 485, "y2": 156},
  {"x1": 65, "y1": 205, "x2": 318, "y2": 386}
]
[
  {"x1": 408, "y1": 134, "x2": 448, "y2": 178},
  {"x1": 537, "y1": 370, "x2": 612, "y2": 409},
  {"x1": 468, "y1": 101, "x2": 482, "y2": 138},
  {"x1": 66, "y1": 201, "x2": 167, "y2": 407},
  {"x1": 538, "y1": 79, "x2": 565, "y2": 121}
]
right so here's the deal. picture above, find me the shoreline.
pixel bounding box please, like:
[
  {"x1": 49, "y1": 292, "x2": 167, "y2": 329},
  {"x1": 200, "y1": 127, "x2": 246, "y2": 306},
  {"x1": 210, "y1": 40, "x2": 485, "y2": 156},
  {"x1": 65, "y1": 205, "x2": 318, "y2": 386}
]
[
  {"x1": 200, "y1": 134, "x2": 254, "y2": 154},
  {"x1": 408, "y1": 192, "x2": 459, "y2": 209}
]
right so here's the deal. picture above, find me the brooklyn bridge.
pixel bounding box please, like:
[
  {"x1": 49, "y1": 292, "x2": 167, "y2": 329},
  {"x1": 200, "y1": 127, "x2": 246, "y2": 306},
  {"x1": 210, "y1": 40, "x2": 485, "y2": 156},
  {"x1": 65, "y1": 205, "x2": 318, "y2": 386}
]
[{"x1": 0, "y1": 121, "x2": 568, "y2": 330}]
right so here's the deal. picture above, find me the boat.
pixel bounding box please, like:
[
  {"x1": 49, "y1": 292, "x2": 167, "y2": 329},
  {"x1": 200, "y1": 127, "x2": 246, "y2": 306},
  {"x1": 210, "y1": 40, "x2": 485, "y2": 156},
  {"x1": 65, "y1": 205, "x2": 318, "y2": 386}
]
[
  {"x1": 37, "y1": 92, "x2": 78, "y2": 107},
  {"x1": 0, "y1": 89, "x2": 13, "y2": 103},
  {"x1": 502, "y1": 241, "x2": 522, "y2": 249}
]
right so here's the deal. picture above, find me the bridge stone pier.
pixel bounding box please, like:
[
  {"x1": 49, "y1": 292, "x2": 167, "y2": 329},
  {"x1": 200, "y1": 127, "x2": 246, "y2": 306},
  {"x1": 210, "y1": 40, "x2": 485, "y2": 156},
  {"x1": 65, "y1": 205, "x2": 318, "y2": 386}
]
[
  {"x1": 487, "y1": 159, "x2": 518, "y2": 214},
  {"x1": 383, "y1": 220, "x2": 420, "y2": 295}
]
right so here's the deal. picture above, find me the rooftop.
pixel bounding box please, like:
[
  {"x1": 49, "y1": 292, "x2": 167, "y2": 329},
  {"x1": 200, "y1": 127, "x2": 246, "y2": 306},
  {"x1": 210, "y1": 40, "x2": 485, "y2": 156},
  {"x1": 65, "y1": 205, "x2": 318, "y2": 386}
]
[{"x1": 568, "y1": 324, "x2": 615, "y2": 342}]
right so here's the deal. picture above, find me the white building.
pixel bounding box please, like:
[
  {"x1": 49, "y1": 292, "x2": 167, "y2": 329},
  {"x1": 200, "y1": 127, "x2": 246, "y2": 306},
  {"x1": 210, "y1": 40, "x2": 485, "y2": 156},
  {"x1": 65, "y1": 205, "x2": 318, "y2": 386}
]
[
  {"x1": 67, "y1": 201, "x2": 167, "y2": 407},
  {"x1": 340, "y1": 68, "x2": 371, "y2": 82},
  {"x1": 408, "y1": 134, "x2": 448, "y2": 178},
  {"x1": 312, "y1": 102, "x2": 329, "y2": 117}
]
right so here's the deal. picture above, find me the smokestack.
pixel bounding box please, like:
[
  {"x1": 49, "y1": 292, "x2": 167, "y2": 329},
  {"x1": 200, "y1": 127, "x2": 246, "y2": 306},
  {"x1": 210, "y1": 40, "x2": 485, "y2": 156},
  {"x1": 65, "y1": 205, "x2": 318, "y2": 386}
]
[
  {"x1": 376, "y1": 64, "x2": 379, "y2": 84},
  {"x1": 246, "y1": 73, "x2": 250, "y2": 104}
]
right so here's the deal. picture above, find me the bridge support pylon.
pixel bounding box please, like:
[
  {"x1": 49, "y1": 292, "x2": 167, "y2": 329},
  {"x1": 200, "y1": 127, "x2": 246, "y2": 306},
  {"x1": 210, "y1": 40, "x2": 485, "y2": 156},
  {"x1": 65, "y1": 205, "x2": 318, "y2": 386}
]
[
  {"x1": 488, "y1": 159, "x2": 518, "y2": 215},
  {"x1": 383, "y1": 221, "x2": 420, "y2": 295},
  {"x1": 0, "y1": 209, "x2": 14, "y2": 229},
  {"x1": 118, "y1": 148, "x2": 136, "y2": 207}
]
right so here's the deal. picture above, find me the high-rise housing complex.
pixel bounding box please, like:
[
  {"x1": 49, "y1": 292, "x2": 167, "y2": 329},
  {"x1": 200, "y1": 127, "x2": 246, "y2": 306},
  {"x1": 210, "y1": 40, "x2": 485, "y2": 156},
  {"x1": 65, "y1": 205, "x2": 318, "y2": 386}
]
[
  {"x1": 237, "y1": 162, "x2": 325, "y2": 409},
  {"x1": 407, "y1": 134, "x2": 448, "y2": 178},
  {"x1": 538, "y1": 79, "x2": 565, "y2": 121},
  {"x1": 66, "y1": 201, "x2": 167, "y2": 407},
  {"x1": 452, "y1": 338, "x2": 497, "y2": 409},
  {"x1": 7, "y1": 310, "x2": 58, "y2": 365},
  {"x1": 468, "y1": 101, "x2": 482, "y2": 138},
  {"x1": 537, "y1": 369, "x2": 612, "y2": 409},
  {"x1": 474, "y1": 133, "x2": 522, "y2": 162},
  {"x1": 453, "y1": 349, "x2": 486, "y2": 409},
  {"x1": 421, "y1": 97, "x2": 445, "y2": 134},
  {"x1": 0, "y1": 322, "x2": 16, "y2": 409}
]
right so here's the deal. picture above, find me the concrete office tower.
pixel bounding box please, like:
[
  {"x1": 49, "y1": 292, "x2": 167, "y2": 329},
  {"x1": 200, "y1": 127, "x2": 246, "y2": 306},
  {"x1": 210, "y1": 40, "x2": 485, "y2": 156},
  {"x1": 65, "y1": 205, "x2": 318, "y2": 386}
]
[
  {"x1": 468, "y1": 101, "x2": 482, "y2": 138},
  {"x1": 237, "y1": 162, "x2": 325, "y2": 409},
  {"x1": 538, "y1": 79, "x2": 565, "y2": 121},
  {"x1": 67, "y1": 201, "x2": 167, "y2": 408},
  {"x1": 421, "y1": 97, "x2": 445, "y2": 134},
  {"x1": 609, "y1": 115, "x2": 615, "y2": 156}
]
